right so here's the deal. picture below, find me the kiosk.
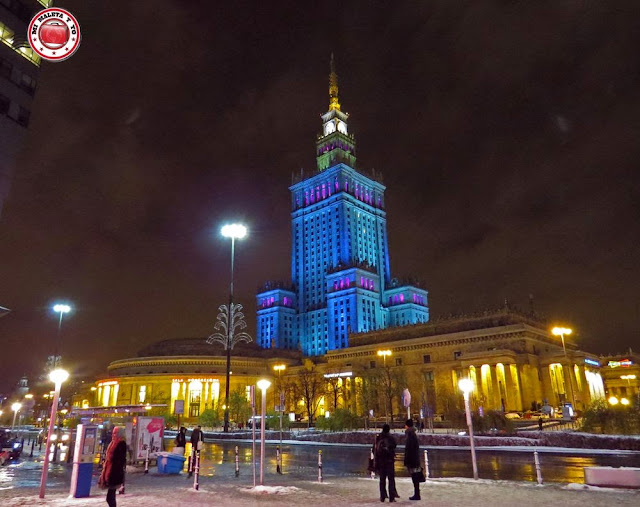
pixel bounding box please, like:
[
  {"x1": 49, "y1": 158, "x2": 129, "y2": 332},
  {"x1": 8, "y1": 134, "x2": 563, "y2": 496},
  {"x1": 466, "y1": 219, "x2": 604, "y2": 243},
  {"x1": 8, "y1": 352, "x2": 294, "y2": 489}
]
[{"x1": 70, "y1": 424, "x2": 98, "y2": 498}]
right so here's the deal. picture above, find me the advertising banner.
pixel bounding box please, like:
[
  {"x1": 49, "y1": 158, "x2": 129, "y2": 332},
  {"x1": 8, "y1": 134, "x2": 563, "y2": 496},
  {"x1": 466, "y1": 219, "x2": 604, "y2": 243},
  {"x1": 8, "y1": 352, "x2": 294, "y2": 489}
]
[{"x1": 135, "y1": 417, "x2": 163, "y2": 460}]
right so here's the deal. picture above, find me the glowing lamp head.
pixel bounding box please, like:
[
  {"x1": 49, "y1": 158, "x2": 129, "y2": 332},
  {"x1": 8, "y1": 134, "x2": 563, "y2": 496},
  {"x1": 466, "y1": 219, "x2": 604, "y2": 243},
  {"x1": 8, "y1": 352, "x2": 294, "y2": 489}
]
[
  {"x1": 24, "y1": 394, "x2": 33, "y2": 399},
  {"x1": 49, "y1": 368, "x2": 69, "y2": 385},
  {"x1": 377, "y1": 349, "x2": 392, "y2": 358},
  {"x1": 273, "y1": 364, "x2": 286, "y2": 372},
  {"x1": 552, "y1": 327, "x2": 572, "y2": 336},
  {"x1": 145, "y1": 404, "x2": 152, "y2": 410},
  {"x1": 11, "y1": 402, "x2": 21, "y2": 412},
  {"x1": 221, "y1": 223, "x2": 247, "y2": 239},
  {"x1": 53, "y1": 304, "x2": 71, "y2": 314},
  {"x1": 458, "y1": 378, "x2": 474, "y2": 395},
  {"x1": 608, "y1": 396, "x2": 619, "y2": 405},
  {"x1": 257, "y1": 379, "x2": 271, "y2": 391},
  {"x1": 620, "y1": 398, "x2": 630, "y2": 406}
]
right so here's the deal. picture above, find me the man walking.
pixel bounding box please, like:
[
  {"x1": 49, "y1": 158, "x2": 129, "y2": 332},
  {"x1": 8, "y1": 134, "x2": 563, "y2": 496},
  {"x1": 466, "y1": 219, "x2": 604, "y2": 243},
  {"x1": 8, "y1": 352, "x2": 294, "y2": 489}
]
[{"x1": 375, "y1": 424, "x2": 398, "y2": 502}]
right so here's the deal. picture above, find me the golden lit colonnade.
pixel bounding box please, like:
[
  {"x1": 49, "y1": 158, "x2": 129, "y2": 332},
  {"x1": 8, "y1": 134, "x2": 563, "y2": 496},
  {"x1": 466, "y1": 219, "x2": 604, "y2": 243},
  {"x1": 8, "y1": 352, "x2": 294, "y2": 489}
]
[{"x1": 330, "y1": 310, "x2": 606, "y2": 415}]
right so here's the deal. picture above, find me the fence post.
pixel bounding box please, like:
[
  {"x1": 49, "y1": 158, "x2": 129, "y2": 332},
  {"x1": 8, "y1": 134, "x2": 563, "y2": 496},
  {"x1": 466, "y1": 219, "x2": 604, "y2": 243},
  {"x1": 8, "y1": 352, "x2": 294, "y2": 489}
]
[
  {"x1": 424, "y1": 449, "x2": 430, "y2": 479},
  {"x1": 370, "y1": 447, "x2": 375, "y2": 479},
  {"x1": 276, "y1": 446, "x2": 282, "y2": 474},
  {"x1": 533, "y1": 450, "x2": 543, "y2": 485},
  {"x1": 193, "y1": 448, "x2": 200, "y2": 491},
  {"x1": 318, "y1": 450, "x2": 323, "y2": 483},
  {"x1": 235, "y1": 445, "x2": 239, "y2": 477},
  {"x1": 30, "y1": 440, "x2": 34, "y2": 458}
]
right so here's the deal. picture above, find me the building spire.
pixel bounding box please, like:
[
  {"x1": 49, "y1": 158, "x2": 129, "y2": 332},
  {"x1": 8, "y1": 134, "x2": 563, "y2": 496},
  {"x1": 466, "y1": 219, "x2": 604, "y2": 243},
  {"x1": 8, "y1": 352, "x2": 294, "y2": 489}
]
[{"x1": 329, "y1": 53, "x2": 340, "y2": 111}]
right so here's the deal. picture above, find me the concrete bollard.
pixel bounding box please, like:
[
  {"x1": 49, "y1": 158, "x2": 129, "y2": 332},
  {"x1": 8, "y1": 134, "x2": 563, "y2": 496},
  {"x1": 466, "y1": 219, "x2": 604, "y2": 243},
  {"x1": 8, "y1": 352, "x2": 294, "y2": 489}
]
[
  {"x1": 318, "y1": 450, "x2": 323, "y2": 483},
  {"x1": 30, "y1": 441, "x2": 34, "y2": 458},
  {"x1": 235, "y1": 445, "x2": 239, "y2": 477},
  {"x1": 276, "y1": 446, "x2": 282, "y2": 474},
  {"x1": 424, "y1": 449, "x2": 430, "y2": 479},
  {"x1": 534, "y1": 450, "x2": 543, "y2": 485}
]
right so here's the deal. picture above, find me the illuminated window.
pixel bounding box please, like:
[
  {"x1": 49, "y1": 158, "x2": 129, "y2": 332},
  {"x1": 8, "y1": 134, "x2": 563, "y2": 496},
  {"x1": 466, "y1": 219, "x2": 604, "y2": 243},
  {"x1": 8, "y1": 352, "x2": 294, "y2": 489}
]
[
  {"x1": 138, "y1": 385, "x2": 147, "y2": 403},
  {"x1": 0, "y1": 22, "x2": 15, "y2": 46}
]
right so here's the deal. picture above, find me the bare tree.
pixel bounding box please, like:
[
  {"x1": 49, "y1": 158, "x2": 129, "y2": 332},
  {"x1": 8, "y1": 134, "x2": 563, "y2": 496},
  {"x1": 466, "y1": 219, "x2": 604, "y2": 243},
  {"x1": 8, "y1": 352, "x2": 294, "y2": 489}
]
[
  {"x1": 379, "y1": 363, "x2": 407, "y2": 423},
  {"x1": 324, "y1": 368, "x2": 344, "y2": 411},
  {"x1": 295, "y1": 360, "x2": 324, "y2": 427}
]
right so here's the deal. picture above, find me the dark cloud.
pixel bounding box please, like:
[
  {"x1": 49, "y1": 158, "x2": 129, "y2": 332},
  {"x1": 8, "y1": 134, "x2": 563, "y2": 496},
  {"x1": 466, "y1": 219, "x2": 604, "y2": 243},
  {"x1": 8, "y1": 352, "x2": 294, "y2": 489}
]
[{"x1": 1, "y1": 0, "x2": 639, "y2": 391}]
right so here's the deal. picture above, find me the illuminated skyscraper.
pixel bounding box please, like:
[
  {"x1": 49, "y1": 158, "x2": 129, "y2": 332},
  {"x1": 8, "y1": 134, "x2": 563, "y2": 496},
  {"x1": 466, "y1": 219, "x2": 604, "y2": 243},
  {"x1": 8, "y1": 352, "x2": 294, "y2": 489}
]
[
  {"x1": 0, "y1": 0, "x2": 49, "y2": 218},
  {"x1": 257, "y1": 56, "x2": 429, "y2": 355}
]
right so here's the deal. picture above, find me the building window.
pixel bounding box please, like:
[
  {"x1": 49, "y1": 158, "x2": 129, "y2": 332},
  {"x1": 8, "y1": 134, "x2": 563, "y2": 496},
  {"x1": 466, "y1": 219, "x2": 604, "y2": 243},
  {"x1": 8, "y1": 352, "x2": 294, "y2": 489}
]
[
  {"x1": 423, "y1": 354, "x2": 431, "y2": 364},
  {"x1": 16, "y1": 106, "x2": 29, "y2": 127},
  {"x1": 395, "y1": 358, "x2": 403, "y2": 366},
  {"x1": 453, "y1": 351, "x2": 462, "y2": 360},
  {"x1": 138, "y1": 385, "x2": 146, "y2": 403},
  {"x1": 370, "y1": 360, "x2": 376, "y2": 369}
]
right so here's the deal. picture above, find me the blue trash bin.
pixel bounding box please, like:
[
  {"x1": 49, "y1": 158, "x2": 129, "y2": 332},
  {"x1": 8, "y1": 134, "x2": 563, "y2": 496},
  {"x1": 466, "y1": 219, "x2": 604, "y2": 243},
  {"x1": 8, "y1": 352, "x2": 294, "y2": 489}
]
[{"x1": 157, "y1": 452, "x2": 186, "y2": 474}]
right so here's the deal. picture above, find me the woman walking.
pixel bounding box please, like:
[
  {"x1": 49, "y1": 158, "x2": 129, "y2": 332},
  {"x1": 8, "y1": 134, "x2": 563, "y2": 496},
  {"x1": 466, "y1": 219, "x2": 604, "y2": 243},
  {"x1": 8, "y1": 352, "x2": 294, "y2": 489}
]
[
  {"x1": 99, "y1": 426, "x2": 127, "y2": 507},
  {"x1": 404, "y1": 419, "x2": 421, "y2": 500}
]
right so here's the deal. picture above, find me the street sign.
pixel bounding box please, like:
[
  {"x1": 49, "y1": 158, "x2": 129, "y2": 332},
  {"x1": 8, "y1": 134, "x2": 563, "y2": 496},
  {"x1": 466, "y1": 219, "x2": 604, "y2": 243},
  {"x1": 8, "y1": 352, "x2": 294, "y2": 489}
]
[
  {"x1": 402, "y1": 388, "x2": 411, "y2": 408},
  {"x1": 174, "y1": 400, "x2": 184, "y2": 415}
]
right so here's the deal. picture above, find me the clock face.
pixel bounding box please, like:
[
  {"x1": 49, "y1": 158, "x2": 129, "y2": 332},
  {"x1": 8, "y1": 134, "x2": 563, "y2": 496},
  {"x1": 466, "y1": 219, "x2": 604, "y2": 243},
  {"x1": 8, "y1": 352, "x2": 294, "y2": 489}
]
[
  {"x1": 324, "y1": 122, "x2": 336, "y2": 135},
  {"x1": 337, "y1": 121, "x2": 347, "y2": 134}
]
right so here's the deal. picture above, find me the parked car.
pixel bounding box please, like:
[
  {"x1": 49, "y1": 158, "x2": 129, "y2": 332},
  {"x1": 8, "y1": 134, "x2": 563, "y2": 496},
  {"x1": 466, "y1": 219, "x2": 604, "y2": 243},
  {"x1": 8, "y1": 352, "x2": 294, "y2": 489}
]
[{"x1": 0, "y1": 433, "x2": 23, "y2": 465}]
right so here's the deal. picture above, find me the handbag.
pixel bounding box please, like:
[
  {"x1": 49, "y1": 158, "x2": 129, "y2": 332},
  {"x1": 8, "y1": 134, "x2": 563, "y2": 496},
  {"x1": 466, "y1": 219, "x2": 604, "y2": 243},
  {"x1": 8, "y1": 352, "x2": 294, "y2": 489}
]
[{"x1": 411, "y1": 467, "x2": 426, "y2": 483}]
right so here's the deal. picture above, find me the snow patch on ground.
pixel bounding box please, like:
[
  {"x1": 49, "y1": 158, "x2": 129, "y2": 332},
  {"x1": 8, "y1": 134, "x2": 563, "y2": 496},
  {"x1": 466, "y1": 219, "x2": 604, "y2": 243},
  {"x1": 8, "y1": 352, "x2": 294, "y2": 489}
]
[{"x1": 244, "y1": 485, "x2": 300, "y2": 495}]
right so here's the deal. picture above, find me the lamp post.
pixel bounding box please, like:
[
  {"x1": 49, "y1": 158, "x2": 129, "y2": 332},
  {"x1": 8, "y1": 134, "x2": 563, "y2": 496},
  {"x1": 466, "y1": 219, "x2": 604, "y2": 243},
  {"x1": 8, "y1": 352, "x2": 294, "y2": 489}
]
[
  {"x1": 377, "y1": 350, "x2": 392, "y2": 423},
  {"x1": 39, "y1": 368, "x2": 69, "y2": 499},
  {"x1": 273, "y1": 364, "x2": 286, "y2": 464},
  {"x1": 52, "y1": 304, "x2": 71, "y2": 369},
  {"x1": 458, "y1": 378, "x2": 478, "y2": 480},
  {"x1": 11, "y1": 402, "x2": 21, "y2": 431},
  {"x1": 551, "y1": 327, "x2": 576, "y2": 411},
  {"x1": 257, "y1": 379, "x2": 271, "y2": 485}
]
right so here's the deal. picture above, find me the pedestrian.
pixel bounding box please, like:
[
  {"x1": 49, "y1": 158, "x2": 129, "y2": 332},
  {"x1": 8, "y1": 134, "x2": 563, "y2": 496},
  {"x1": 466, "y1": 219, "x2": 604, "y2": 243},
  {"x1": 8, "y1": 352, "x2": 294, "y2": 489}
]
[
  {"x1": 375, "y1": 423, "x2": 398, "y2": 502},
  {"x1": 98, "y1": 426, "x2": 127, "y2": 507},
  {"x1": 538, "y1": 417, "x2": 543, "y2": 431},
  {"x1": 404, "y1": 419, "x2": 421, "y2": 501},
  {"x1": 188, "y1": 425, "x2": 204, "y2": 477},
  {"x1": 174, "y1": 427, "x2": 186, "y2": 455}
]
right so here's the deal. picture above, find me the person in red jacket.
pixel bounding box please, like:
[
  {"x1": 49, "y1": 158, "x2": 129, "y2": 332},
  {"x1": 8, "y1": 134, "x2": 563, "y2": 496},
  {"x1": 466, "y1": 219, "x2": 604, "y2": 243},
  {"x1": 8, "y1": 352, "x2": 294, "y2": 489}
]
[{"x1": 99, "y1": 426, "x2": 127, "y2": 507}]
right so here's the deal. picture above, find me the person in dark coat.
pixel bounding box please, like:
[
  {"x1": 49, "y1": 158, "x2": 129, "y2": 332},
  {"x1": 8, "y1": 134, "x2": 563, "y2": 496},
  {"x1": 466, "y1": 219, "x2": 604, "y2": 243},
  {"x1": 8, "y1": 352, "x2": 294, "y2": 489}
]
[
  {"x1": 404, "y1": 419, "x2": 421, "y2": 500},
  {"x1": 188, "y1": 425, "x2": 204, "y2": 477},
  {"x1": 99, "y1": 426, "x2": 127, "y2": 507},
  {"x1": 174, "y1": 427, "x2": 187, "y2": 455},
  {"x1": 375, "y1": 424, "x2": 398, "y2": 502}
]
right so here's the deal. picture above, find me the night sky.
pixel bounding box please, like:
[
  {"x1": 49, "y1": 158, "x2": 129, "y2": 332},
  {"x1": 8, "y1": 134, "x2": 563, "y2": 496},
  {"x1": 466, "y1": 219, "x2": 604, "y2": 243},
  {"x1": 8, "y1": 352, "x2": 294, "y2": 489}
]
[{"x1": 1, "y1": 1, "x2": 639, "y2": 392}]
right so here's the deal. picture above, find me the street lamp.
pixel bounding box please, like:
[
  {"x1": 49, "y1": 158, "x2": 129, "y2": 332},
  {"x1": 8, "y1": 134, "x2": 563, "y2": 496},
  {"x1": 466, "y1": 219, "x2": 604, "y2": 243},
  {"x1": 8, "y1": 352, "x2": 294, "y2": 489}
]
[
  {"x1": 11, "y1": 402, "x2": 21, "y2": 431},
  {"x1": 377, "y1": 350, "x2": 392, "y2": 422},
  {"x1": 458, "y1": 378, "x2": 478, "y2": 480},
  {"x1": 39, "y1": 368, "x2": 69, "y2": 499},
  {"x1": 551, "y1": 327, "x2": 576, "y2": 410},
  {"x1": 273, "y1": 364, "x2": 286, "y2": 470},
  {"x1": 52, "y1": 303, "x2": 71, "y2": 369},
  {"x1": 257, "y1": 379, "x2": 271, "y2": 486},
  {"x1": 220, "y1": 223, "x2": 247, "y2": 433}
]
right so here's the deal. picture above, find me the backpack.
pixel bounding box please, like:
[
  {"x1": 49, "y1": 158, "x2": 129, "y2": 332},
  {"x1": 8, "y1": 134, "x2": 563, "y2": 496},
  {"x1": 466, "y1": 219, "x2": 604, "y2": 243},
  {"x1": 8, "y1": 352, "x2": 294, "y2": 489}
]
[{"x1": 376, "y1": 435, "x2": 394, "y2": 461}]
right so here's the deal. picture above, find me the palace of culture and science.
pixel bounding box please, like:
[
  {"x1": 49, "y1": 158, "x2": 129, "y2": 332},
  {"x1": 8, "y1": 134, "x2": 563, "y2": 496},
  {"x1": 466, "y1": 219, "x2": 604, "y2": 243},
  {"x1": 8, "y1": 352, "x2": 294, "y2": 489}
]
[{"x1": 257, "y1": 56, "x2": 428, "y2": 356}]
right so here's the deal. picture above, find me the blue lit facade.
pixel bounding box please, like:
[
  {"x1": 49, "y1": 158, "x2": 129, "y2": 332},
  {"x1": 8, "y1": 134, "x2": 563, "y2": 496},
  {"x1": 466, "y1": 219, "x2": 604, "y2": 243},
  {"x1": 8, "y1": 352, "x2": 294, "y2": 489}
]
[{"x1": 257, "y1": 59, "x2": 428, "y2": 355}]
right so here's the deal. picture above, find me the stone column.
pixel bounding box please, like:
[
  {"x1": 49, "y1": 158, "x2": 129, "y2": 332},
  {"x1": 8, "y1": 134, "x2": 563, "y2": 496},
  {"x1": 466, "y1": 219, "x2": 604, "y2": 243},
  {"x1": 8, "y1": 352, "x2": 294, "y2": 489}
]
[
  {"x1": 490, "y1": 365, "x2": 501, "y2": 410},
  {"x1": 503, "y1": 365, "x2": 514, "y2": 411}
]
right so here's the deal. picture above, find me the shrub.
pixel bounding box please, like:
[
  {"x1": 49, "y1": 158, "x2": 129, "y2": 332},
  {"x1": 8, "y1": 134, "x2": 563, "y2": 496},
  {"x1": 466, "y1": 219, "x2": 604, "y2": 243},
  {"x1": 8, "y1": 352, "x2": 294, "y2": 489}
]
[
  {"x1": 315, "y1": 409, "x2": 360, "y2": 431},
  {"x1": 581, "y1": 399, "x2": 640, "y2": 435}
]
